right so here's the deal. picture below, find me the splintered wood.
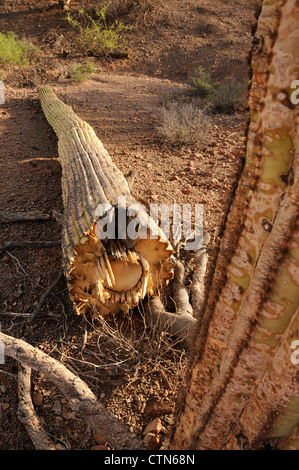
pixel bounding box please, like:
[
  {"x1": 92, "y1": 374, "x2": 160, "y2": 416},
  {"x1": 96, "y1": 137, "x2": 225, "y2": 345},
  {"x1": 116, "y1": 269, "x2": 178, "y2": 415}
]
[{"x1": 38, "y1": 86, "x2": 174, "y2": 317}]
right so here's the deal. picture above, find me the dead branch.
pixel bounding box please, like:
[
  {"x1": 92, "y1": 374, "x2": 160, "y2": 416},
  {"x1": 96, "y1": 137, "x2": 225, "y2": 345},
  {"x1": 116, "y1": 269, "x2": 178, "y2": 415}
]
[
  {"x1": 0, "y1": 311, "x2": 30, "y2": 317},
  {"x1": 143, "y1": 235, "x2": 210, "y2": 347},
  {"x1": 0, "y1": 332, "x2": 148, "y2": 450},
  {"x1": 0, "y1": 210, "x2": 50, "y2": 223},
  {"x1": 126, "y1": 169, "x2": 137, "y2": 189},
  {"x1": 172, "y1": 259, "x2": 193, "y2": 316},
  {"x1": 144, "y1": 297, "x2": 196, "y2": 347},
  {"x1": 190, "y1": 233, "x2": 210, "y2": 320},
  {"x1": 0, "y1": 240, "x2": 60, "y2": 252},
  {"x1": 18, "y1": 364, "x2": 63, "y2": 450},
  {"x1": 30, "y1": 271, "x2": 64, "y2": 321}
]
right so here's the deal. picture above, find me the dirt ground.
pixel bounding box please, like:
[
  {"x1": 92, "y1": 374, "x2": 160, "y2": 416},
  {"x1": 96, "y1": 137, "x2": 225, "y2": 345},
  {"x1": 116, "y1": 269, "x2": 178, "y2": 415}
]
[{"x1": 0, "y1": 0, "x2": 258, "y2": 450}]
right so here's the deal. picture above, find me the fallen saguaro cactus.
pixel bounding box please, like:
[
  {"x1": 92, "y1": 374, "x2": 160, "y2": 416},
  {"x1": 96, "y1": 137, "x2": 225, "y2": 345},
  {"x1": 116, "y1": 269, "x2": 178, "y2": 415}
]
[{"x1": 38, "y1": 86, "x2": 174, "y2": 318}]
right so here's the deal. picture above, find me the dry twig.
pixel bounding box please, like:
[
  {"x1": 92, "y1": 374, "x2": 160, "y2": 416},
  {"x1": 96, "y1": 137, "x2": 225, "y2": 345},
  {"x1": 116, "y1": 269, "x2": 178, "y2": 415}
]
[
  {"x1": 30, "y1": 271, "x2": 64, "y2": 321},
  {"x1": 0, "y1": 240, "x2": 60, "y2": 252},
  {"x1": 0, "y1": 210, "x2": 50, "y2": 223},
  {"x1": 18, "y1": 364, "x2": 63, "y2": 450}
]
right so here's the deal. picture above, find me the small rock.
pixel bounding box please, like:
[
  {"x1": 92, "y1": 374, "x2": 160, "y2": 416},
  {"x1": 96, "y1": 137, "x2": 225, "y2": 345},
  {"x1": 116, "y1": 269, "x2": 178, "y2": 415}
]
[
  {"x1": 231, "y1": 148, "x2": 244, "y2": 157},
  {"x1": 2, "y1": 403, "x2": 9, "y2": 411},
  {"x1": 62, "y1": 407, "x2": 72, "y2": 420},
  {"x1": 32, "y1": 391, "x2": 43, "y2": 407},
  {"x1": 144, "y1": 400, "x2": 173, "y2": 417},
  {"x1": 93, "y1": 433, "x2": 106, "y2": 445},
  {"x1": 52, "y1": 400, "x2": 62, "y2": 415},
  {"x1": 143, "y1": 432, "x2": 160, "y2": 450},
  {"x1": 91, "y1": 445, "x2": 108, "y2": 450},
  {"x1": 143, "y1": 417, "x2": 163, "y2": 436},
  {"x1": 181, "y1": 187, "x2": 192, "y2": 195}
]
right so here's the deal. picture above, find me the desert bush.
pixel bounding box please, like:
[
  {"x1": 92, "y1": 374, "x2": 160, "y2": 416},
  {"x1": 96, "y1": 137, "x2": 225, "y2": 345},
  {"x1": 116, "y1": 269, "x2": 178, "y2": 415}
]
[
  {"x1": 191, "y1": 66, "x2": 247, "y2": 114},
  {"x1": 73, "y1": 0, "x2": 165, "y2": 26},
  {"x1": 190, "y1": 66, "x2": 220, "y2": 98},
  {"x1": 65, "y1": 5, "x2": 130, "y2": 56},
  {"x1": 208, "y1": 78, "x2": 247, "y2": 114},
  {"x1": 69, "y1": 61, "x2": 96, "y2": 81},
  {"x1": 157, "y1": 101, "x2": 213, "y2": 148},
  {"x1": 104, "y1": 0, "x2": 165, "y2": 26},
  {"x1": 0, "y1": 32, "x2": 37, "y2": 66}
]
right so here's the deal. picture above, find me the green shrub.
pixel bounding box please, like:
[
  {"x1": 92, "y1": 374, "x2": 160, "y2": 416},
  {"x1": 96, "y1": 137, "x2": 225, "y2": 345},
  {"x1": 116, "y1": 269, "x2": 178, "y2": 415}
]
[
  {"x1": 208, "y1": 79, "x2": 247, "y2": 114},
  {"x1": 69, "y1": 61, "x2": 96, "y2": 82},
  {"x1": 0, "y1": 32, "x2": 37, "y2": 66},
  {"x1": 190, "y1": 66, "x2": 220, "y2": 98},
  {"x1": 191, "y1": 66, "x2": 247, "y2": 114},
  {"x1": 65, "y1": 5, "x2": 130, "y2": 56}
]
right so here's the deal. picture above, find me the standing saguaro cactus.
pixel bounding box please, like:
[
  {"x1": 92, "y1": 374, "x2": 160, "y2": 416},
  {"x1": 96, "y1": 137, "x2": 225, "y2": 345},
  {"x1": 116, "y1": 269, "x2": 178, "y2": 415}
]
[
  {"x1": 38, "y1": 86, "x2": 174, "y2": 318},
  {"x1": 171, "y1": 0, "x2": 299, "y2": 450}
]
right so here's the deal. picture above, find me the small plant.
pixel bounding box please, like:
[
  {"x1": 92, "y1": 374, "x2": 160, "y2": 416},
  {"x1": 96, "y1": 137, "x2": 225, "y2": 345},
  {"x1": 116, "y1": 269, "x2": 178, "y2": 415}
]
[
  {"x1": 208, "y1": 79, "x2": 247, "y2": 114},
  {"x1": 0, "y1": 31, "x2": 37, "y2": 66},
  {"x1": 69, "y1": 61, "x2": 96, "y2": 82},
  {"x1": 157, "y1": 101, "x2": 213, "y2": 148},
  {"x1": 191, "y1": 66, "x2": 247, "y2": 114},
  {"x1": 65, "y1": 5, "x2": 130, "y2": 56},
  {"x1": 190, "y1": 66, "x2": 220, "y2": 98}
]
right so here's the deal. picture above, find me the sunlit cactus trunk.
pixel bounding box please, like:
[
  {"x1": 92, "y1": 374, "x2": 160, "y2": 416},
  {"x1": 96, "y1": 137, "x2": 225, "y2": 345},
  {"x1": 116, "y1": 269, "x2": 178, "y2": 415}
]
[
  {"x1": 171, "y1": 0, "x2": 299, "y2": 450},
  {"x1": 38, "y1": 86, "x2": 173, "y2": 318}
]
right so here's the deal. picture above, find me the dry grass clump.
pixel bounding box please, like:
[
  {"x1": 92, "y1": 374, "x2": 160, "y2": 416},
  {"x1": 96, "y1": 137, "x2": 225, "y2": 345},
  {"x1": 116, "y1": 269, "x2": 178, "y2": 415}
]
[
  {"x1": 58, "y1": 308, "x2": 187, "y2": 392},
  {"x1": 157, "y1": 101, "x2": 213, "y2": 148},
  {"x1": 105, "y1": 0, "x2": 166, "y2": 26}
]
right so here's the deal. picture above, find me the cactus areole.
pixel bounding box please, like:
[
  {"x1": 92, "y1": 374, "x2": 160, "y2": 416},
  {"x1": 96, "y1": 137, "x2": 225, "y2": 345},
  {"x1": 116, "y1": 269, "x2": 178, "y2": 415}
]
[{"x1": 38, "y1": 86, "x2": 174, "y2": 317}]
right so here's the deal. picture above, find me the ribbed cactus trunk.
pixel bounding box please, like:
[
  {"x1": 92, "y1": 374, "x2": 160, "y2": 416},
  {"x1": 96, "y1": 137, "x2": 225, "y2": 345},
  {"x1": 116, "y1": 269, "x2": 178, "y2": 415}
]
[
  {"x1": 171, "y1": 0, "x2": 299, "y2": 450},
  {"x1": 38, "y1": 86, "x2": 173, "y2": 317}
]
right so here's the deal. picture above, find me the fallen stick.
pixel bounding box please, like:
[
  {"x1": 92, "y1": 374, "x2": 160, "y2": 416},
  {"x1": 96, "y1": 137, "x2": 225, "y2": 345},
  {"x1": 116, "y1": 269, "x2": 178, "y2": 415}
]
[
  {"x1": 30, "y1": 271, "x2": 64, "y2": 321},
  {"x1": 144, "y1": 297, "x2": 196, "y2": 347},
  {"x1": 0, "y1": 311, "x2": 31, "y2": 317},
  {"x1": 172, "y1": 259, "x2": 193, "y2": 317},
  {"x1": 0, "y1": 332, "x2": 148, "y2": 450},
  {"x1": 0, "y1": 240, "x2": 61, "y2": 252},
  {"x1": 190, "y1": 233, "x2": 210, "y2": 320},
  {"x1": 18, "y1": 364, "x2": 63, "y2": 450},
  {"x1": 0, "y1": 210, "x2": 50, "y2": 223}
]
